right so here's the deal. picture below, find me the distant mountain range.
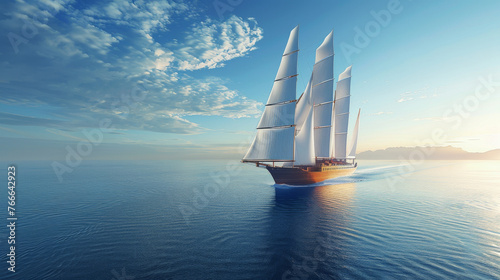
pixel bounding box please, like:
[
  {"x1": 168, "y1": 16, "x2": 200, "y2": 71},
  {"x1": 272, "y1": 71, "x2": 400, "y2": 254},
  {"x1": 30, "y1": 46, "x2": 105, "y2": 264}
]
[{"x1": 357, "y1": 146, "x2": 500, "y2": 160}]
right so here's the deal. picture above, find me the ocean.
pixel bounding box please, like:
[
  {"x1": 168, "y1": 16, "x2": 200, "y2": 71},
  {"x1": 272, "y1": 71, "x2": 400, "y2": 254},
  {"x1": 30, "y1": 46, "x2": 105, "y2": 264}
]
[{"x1": 0, "y1": 160, "x2": 499, "y2": 279}]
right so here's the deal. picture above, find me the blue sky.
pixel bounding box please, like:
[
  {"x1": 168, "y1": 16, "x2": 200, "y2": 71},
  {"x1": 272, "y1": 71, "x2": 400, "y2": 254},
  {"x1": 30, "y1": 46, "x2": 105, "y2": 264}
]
[{"x1": 1, "y1": 0, "x2": 499, "y2": 161}]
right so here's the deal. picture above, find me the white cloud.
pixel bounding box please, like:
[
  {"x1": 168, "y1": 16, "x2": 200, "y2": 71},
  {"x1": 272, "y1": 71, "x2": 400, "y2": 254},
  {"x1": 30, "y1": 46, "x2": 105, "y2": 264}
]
[
  {"x1": 397, "y1": 87, "x2": 439, "y2": 103},
  {"x1": 371, "y1": 111, "x2": 393, "y2": 115},
  {"x1": 0, "y1": 0, "x2": 263, "y2": 134},
  {"x1": 154, "y1": 49, "x2": 165, "y2": 56},
  {"x1": 67, "y1": 23, "x2": 120, "y2": 55},
  {"x1": 176, "y1": 15, "x2": 264, "y2": 70},
  {"x1": 153, "y1": 50, "x2": 174, "y2": 70},
  {"x1": 397, "y1": 97, "x2": 414, "y2": 103},
  {"x1": 81, "y1": 0, "x2": 191, "y2": 40},
  {"x1": 413, "y1": 117, "x2": 444, "y2": 122}
]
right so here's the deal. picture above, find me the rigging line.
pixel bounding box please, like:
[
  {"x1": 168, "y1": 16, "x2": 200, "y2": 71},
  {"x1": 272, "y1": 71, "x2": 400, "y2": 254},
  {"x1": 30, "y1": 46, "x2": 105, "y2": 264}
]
[
  {"x1": 338, "y1": 76, "x2": 352, "y2": 82},
  {"x1": 314, "y1": 100, "x2": 334, "y2": 107},
  {"x1": 314, "y1": 125, "x2": 332, "y2": 129},
  {"x1": 314, "y1": 53, "x2": 334, "y2": 65},
  {"x1": 335, "y1": 112, "x2": 349, "y2": 116},
  {"x1": 312, "y1": 78, "x2": 335, "y2": 88},
  {"x1": 334, "y1": 94, "x2": 351, "y2": 101},
  {"x1": 257, "y1": 124, "x2": 295, "y2": 130},
  {"x1": 265, "y1": 99, "x2": 297, "y2": 106},
  {"x1": 296, "y1": 92, "x2": 305, "y2": 103},
  {"x1": 274, "y1": 74, "x2": 298, "y2": 82},
  {"x1": 283, "y1": 49, "x2": 299, "y2": 57}
]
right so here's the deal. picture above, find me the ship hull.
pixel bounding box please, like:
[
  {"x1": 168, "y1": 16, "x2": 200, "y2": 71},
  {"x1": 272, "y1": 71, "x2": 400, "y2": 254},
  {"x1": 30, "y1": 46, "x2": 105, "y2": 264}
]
[{"x1": 266, "y1": 164, "x2": 357, "y2": 185}]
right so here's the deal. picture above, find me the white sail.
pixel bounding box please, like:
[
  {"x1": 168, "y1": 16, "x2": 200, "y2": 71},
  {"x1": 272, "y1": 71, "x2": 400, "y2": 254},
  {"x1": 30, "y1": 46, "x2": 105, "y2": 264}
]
[
  {"x1": 267, "y1": 76, "x2": 297, "y2": 104},
  {"x1": 312, "y1": 79, "x2": 335, "y2": 104},
  {"x1": 329, "y1": 104, "x2": 335, "y2": 158},
  {"x1": 243, "y1": 127, "x2": 295, "y2": 161},
  {"x1": 314, "y1": 104, "x2": 333, "y2": 127},
  {"x1": 312, "y1": 58, "x2": 333, "y2": 91},
  {"x1": 243, "y1": 28, "x2": 360, "y2": 165},
  {"x1": 294, "y1": 104, "x2": 315, "y2": 165},
  {"x1": 275, "y1": 52, "x2": 298, "y2": 81},
  {"x1": 294, "y1": 74, "x2": 313, "y2": 132},
  {"x1": 257, "y1": 102, "x2": 295, "y2": 129},
  {"x1": 315, "y1": 30, "x2": 333, "y2": 63},
  {"x1": 283, "y1": 25, "x2": 299, "y2": 55},
  {"x1": 312, "y1": 30, "x2": 334, "y2": 158},
  {"x1": 334, "y1": 66, "x2": 352, "y2": 159},
  {"x1": 243, "y1": 26, "x2": 299, "y2": 162},
  {"x1": 267, "y1": 25, "x2": 299, "y2": 105},
  {"x1": 347, "y1": 108, "x2": 360, "y2": 158}
]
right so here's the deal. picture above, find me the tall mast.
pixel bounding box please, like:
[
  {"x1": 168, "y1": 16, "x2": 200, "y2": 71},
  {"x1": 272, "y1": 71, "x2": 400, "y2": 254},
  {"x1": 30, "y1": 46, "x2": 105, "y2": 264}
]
[
  {"x1": 295, "y1": 74, "x2": 313, "y2": 134},
  {"x1": 347, "y1": 108, "x2": 361, "y2": 159},
  {"x1": 334, "y1": 66, "x2": 352, "y2": 159},
  {"x1": 293, "y1": 73, "x2": 316, "y2": 166},
  {"x1": 330, "y1": 89, "x2": 336, "y2": 159},
  {"x1": 312, "y1": 30, "x2": 335, "y2": 158},
  {"x1": 243, "y1": 26, "x2": 299, "y2": 163}
]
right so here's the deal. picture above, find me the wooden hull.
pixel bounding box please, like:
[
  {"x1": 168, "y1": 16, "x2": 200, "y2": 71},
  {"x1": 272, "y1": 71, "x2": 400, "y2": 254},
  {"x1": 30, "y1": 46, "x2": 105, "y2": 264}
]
[{"x1": 266, "y1": 164, "x2": 356, "y2": 185}]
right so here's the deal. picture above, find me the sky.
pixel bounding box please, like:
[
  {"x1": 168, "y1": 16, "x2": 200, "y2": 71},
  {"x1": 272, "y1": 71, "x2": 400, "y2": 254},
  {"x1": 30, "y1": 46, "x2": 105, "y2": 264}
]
[{"x1": 0, "y1": 0, "x2": 499, "y2": 161}]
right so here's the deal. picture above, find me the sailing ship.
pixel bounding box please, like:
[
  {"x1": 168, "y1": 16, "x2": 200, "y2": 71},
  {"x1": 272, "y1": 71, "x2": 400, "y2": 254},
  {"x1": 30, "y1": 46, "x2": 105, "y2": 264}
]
[{"x1": 242, "y1": 26, "x2": 361, "y2": 185}]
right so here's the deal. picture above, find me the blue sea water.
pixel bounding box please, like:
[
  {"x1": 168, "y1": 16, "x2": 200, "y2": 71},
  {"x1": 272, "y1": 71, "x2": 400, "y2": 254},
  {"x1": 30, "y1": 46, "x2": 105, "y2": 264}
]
[{"x1": 0, "y1": 160, "x2": 499, "y2": 279}]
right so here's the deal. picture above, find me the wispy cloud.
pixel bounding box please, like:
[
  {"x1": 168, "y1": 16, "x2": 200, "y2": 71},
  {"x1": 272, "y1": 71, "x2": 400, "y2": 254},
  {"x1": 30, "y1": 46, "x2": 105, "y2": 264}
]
[
  {"x1": 176, "y1": 16, "x2": 263, "y2": 70},
  {"x1": 0, "y1": 0, "x2": 263, "y2": 134},
  {"x1": 397, "y1": 87, "x2": 439, "y2": 103},
  {"x1": 397, "y1": 96, "x2": 414, "y2": 103},
  {"x1": 371, "y1": 111, "x2": 393, "y2": 116},
  {"x1": 0, "y1": 112, "x2": 63, "y2": 127},
  {"x1": 0, "y1": 125, "x2": 33, "y2": 138},
  {"x1": 45, "y1": 128, "x2": 87, "y2": 141},
  {"x1": 413, "y1": 117, "x2": 445, "y2": 122}
]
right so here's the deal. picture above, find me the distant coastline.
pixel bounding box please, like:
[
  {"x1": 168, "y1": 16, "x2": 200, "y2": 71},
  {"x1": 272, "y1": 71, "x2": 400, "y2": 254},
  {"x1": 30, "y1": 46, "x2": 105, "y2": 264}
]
[{"x1": 357, "y1": 146, "x2": 500, "y2": 160}]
